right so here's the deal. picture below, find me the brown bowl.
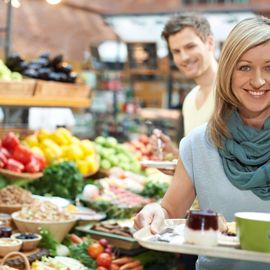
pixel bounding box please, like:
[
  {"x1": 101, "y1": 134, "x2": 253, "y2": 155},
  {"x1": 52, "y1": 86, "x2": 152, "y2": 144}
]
[
  {"x1": 11, "y1": 233, "x2": 42, "y2": 251},
  {"x1": 0, "y1": 238, "x2": 22, "y2": 257}
]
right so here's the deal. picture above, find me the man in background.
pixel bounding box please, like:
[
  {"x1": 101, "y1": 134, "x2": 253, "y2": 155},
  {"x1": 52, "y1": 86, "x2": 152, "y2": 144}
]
[{"x1": 152, "y1": 13, "x2": 218, "y2": 159}]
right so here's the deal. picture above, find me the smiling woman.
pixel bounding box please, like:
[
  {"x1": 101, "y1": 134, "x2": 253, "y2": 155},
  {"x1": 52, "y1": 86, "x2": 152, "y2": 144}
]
[{"x1": 134, "y1": 15, "x2": 270, "y2": 270}]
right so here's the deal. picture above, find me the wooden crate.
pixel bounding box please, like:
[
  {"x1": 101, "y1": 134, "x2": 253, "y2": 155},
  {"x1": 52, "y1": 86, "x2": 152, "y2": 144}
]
[
  {"x1": 34, "y1": 80, "x2": 90, "y2": 98},
  {"x1": 0, "y1": 80, "x2": 36, "y2": 97}
]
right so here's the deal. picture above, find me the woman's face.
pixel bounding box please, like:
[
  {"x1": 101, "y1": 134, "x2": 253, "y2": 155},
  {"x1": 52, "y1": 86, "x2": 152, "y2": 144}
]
[{"x1": 231, "y1": 40, "x2": 270, "y2": 123}]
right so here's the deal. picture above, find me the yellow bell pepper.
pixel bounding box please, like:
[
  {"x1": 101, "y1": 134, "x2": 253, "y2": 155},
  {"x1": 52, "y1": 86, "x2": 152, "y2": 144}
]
[
  {"x1": 80, "y1": 140, "x2": 95, "y2": 155},
  {"x1": 30, "y1": 146, "x2": 45, "y2": 157},
  {"x1": 76, "y1": 159, "x2": 89, "y2": 175},
  {"x1": 85, "y1": 154, "x2": 99, "y2": 174},
  {"x1": 37, "y1": 129, "x2": 51, "y2": 142},
  {"x1": 65, "y1": 144, "x2": 84, "y2": 160},
  {"x1": 24, "y1": 134, "x2": 39, "y2": 147},
  {"x1": 56, "y1": 128, "x2": 73, "y2": 143},
  {"x1": 50, "y1": 131, "x2": 70, "y2": 146},
  {"x1": 41, "y1": 139, "x2": 63, "y2": 160},
  {"x1": 71, "y1": 136, "x2": 80, "y2": 144}
]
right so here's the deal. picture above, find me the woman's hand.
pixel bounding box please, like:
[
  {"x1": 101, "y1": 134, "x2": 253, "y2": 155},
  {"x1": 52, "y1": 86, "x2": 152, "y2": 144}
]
[{"x1": 134, "y1": 203, "x2": 168, "y2": 234}]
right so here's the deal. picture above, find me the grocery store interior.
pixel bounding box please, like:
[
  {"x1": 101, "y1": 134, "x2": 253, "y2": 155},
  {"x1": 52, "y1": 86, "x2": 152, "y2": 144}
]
[{"x1": 0, "y1": 1, "x2": 269, "y2": 270}]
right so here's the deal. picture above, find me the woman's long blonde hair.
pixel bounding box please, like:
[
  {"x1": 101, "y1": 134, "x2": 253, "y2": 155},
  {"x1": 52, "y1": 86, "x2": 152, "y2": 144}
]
[{"x1": 209, "y1": 16, "x2": 270, "y2": 148}]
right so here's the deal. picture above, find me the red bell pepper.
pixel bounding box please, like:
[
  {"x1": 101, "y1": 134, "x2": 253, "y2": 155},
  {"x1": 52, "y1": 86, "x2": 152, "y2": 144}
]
[
  {"x1": 12, "y1": 145, "x2": 33, "y2": 165},
  {"x1": 6, "y1": 158, "x2": 24, "y2": 173},
  {"x1": 2, "y1": 132, "x2": 20, "y2": 152},
  {"x1": 24, "y1": 156, "x2": 41, "y2": 173}
]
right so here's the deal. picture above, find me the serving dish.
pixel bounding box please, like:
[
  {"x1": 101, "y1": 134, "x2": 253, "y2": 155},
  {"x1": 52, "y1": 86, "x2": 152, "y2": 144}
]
[
  {"x1": 0, "y1": 168, "x2": 43, "y2": 181},
  {"x1": 75, "y1": 220, "x2": 139, "y2": 250},
  {"x1": 12, "y1": 211, "x2": 77, "y2": 242},
  {"x1": 140, "y1": 160, "x2": 177, "y2": 170},
  {"x1": 133, "y1": 218, "x2": 270, "y2": 263}
]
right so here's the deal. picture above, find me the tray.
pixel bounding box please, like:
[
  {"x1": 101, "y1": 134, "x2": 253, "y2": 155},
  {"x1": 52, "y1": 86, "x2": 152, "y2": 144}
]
[
  {"x1": 133, "y1": 219, "x2": 270, "y2": 263},
  {"x1": 75, "y1": 221, "x2": 140, "y2": 250},
  {"x1": 140, "y1": 160, "x2": 177, "y2": 169},
  {"x1": 0, "y1": 169, "x2": 43, "y2": 180}
]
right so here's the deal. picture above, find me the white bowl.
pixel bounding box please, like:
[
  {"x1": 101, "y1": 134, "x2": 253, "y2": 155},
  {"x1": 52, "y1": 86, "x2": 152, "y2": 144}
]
[{"x1": 12, "y1": 212, "x2": 77, "y2": 242}]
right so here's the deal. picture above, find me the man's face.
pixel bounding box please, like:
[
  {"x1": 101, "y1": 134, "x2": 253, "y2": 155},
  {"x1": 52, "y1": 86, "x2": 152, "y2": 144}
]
[{"x1": 168, "y1": 27, "x2": 214, "y2": 80}]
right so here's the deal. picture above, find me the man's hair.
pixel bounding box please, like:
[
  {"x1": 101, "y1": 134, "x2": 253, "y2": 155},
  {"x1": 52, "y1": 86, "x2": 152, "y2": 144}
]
[{"x1": 161, "y1": 13, "x2": 212, "y2": 43}]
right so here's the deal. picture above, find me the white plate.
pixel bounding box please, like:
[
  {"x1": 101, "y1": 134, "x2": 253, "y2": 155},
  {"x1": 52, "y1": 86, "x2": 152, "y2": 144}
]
[
  {"x1": 218, "y1": 234, "x2": 240, "y2": 247},
  {"x1": 140, "y1": 160, "x2": 177, "y2": 169}
]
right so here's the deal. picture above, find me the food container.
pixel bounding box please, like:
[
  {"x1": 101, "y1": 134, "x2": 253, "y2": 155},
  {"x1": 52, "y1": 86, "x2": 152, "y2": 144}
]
[
  {"x1": 0, "y1": 238, "x2": 22, "y2": 257},
  {"x1": 184, "y1": 210, "x2": 218, "y2": 246},
  {"x1": 12, "y1": 211, "x2": 77, "y2": 242},
  {"x1": 235, "y1": 212, "x2": 270, "y2": 252},
  {"x1": 0, "y1": 226, "x2": 12, "y2": 238},
  {"x1": 11, "y1": 233, "x2": 42, "y2": 251}
]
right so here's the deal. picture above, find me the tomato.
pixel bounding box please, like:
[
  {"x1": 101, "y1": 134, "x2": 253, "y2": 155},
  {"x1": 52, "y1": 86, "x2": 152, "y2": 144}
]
[
  {"x1": 98, "y1": 238, "x2": 109, "y2": 248},
  {"x1": 87, "y1": 243, "x2": 104, "y2": 258},
  {"x1": 110, "y1": 264, "x2": 120, "y2": 270},
  {"x1": 95, "y1": 267, "x2": 108, "y2": 270},
  {"x1": 96, "y1": 253, "x2": 112, "y2": 268}
]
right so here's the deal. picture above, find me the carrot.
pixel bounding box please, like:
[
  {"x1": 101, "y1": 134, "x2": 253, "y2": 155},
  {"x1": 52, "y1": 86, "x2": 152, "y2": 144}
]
[
  {"x1": 70, "y1": 233, "x2": 83, "y2": 244},
  {"x1": 119, "y1": 260, "x2": 141, "y2": 270},
  {"x1": 112, "y1": 257, "x2": 133, "y2": 265},
  {"x1": 130, "y1": 267, "x2": 143, "y2": 270}
]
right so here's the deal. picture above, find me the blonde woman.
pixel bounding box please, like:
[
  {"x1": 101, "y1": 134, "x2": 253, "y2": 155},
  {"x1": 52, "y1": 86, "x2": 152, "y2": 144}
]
[{"x1": 135, "y1": 16, "x2": 270, "y2": 270}]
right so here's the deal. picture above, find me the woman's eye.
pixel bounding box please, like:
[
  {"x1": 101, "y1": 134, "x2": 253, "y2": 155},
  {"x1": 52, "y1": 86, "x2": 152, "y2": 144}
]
[
  {"x1": 265, "y1": 65, "x2": 270, "y2": 72},
  {"x1": 238, "y1": 65, "x2": 251, "y2": 71}
]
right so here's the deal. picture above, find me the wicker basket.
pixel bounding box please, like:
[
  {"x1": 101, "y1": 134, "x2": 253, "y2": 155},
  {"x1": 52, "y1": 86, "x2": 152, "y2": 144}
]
[{"x1": 0, "y1": 251, "x2": 30, "y2": 270}]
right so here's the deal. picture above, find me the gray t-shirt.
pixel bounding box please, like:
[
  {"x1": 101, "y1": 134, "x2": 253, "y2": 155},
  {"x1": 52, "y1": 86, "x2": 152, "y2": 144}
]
[{"x1": 179, "y1": 124, "x2": 270, "y2": 270}]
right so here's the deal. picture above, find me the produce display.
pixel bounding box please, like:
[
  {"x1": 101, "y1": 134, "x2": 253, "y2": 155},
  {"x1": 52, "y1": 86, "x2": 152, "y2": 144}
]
[
  {"x1": 23, "y1": 128, "x2": 99, "y2": 176},
  {"x1": 0, "y1": 126, "x2": 177, "y2": 270},
  {"x1": 94, "y1": 136, "x2": 141, "y2": 173},
  {"x1": 6, "y1": 53, "x2": 77, "y2": 83}
]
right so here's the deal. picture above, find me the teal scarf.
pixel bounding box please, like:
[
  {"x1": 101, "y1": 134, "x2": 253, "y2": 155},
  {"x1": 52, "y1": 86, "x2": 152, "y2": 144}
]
[{"x1": 218, "y1": 111, "x2": 270, "y2": 200}]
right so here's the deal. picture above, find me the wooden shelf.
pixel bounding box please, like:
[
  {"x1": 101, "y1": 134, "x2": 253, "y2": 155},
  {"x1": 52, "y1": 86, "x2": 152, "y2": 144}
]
[{"x1": 0, "y1": 96, "x2": 91, "y2": 108}]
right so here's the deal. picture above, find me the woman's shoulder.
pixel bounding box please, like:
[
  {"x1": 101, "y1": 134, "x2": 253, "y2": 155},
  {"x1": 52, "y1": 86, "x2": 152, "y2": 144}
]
[{"x1": 180, "y1": 123, "x2": 214, "y2": 153}]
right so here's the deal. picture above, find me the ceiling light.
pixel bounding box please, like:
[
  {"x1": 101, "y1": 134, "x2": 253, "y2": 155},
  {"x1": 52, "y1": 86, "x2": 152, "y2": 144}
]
[
  {"x1": 46, "y1": 0, "x2": 62, "y2": 5},
  {"x1": 11, "y1": 0, "x2": 21, "y2": 8}
]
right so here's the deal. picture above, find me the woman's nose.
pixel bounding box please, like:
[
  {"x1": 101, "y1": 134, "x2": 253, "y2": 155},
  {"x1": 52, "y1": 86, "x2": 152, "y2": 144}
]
[{"x1": 250, "y1": 72, "x2": 266, "y2": 89}]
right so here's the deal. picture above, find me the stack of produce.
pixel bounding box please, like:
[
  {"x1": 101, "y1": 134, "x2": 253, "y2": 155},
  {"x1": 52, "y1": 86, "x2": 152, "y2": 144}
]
[
  {"x1": 6, "y1": 53, "x2": 77, "y2": 83},
  {"x1": 0, "y1": 132, "x2": 45, "y2": 173},
  {"x1": 0, "y1": 59, "x2": 22, "y2": 81},
  {"x1": 80, "y1": 181, "x2": 151, "y2": 219},
  {"x1": 124, "y1": 134, "x2": 156, "y2": 161},
  {"x1": 94, "y1": 136, "x2": 141, "y2": 173},
  {"x1": 23, "y1": 128, "x2": 99, "y2": 176}
]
